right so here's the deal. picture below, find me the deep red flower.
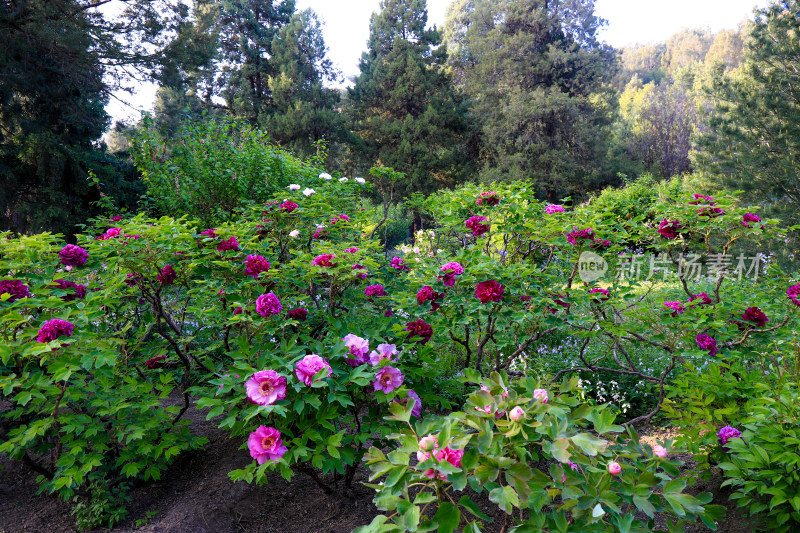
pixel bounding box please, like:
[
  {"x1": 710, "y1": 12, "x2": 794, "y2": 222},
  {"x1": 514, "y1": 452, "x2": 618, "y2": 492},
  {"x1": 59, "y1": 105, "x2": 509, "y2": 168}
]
[
  {"x1": 475, "y1": 280, "x2": 504, "y2": 304},
  {"x1": 405, "y1": 319, "x2": 433, "y2": 344}
]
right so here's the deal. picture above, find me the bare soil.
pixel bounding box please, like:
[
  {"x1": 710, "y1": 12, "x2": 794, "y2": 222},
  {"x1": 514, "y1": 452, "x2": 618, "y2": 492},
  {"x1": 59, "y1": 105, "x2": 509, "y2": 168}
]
[{"x1": 0, "y1": 413, "x2": 758, "y2": 533}]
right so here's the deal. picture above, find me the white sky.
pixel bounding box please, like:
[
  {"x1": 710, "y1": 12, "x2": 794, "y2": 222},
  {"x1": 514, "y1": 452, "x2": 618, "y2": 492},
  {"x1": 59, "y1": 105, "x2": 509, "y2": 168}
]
[{"x1": 106, "y1": 0, "x2": 770, "y2": 123}]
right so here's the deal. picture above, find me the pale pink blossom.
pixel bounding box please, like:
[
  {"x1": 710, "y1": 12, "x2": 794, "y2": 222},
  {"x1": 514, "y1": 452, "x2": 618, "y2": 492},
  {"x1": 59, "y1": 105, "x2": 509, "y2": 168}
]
[
  {"x1": 294, "y1": 354, "x2": 332, "y2": 386},
  {"x1": 373, "y1": 366, "x2": 404, "y2": 393},
  {"x1": 533, "y1": 389, "x2": 548, "y2": 403},
  {"x1": 607, "y1": 461, "x2": 621, "y2": 475},
  {"x1": 245, "y1": 370, "x2": 287, "y2": 405},
  {"x1": 509, "y1": 406, "x2": 525, "y2": 421}
]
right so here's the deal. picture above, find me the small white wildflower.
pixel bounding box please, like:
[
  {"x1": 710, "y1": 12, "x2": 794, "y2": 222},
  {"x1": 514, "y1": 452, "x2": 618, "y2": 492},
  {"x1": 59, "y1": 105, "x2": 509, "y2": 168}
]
[
  {"x1": 355, "y1": 177, "x2": 366, "y2": 184},
  {"x1": 288, "y1": 184, "x2": 300, "y2": 190},
  {"x1": 302, "y1": 188, "x2": 315, "y2": 196},
  {"x1": 289, "y1": 230, "x2": 300, "y2": 238},
  {"x1": 319, "y1": 173, "x2": 332, "y2": 180},
  {"x1": 339, "y1": 177, "x2": 348, "y2": 183}
]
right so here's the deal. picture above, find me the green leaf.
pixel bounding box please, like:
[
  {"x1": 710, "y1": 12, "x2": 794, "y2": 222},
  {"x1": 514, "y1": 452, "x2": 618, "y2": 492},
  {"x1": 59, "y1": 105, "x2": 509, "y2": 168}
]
[
  {"x1": 570, "y1": 433, "x2": 607, "y2": 456},
  {"x1": 433, "y1": 502, "x2": 460, "y2": 533},
  {"x1": 458, "y1": 496, "x2": 492, "y2": 522},
  {"x1": 489, "y1": 485, "x2": 519, "y2": 514}
]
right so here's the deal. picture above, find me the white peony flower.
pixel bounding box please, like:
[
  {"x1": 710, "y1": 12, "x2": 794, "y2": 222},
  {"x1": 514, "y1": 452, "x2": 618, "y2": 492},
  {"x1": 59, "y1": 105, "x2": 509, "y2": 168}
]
[
  {"x1": 319, "y1": 173, "x2": 332, "y2": 180},
  {"x1": 354, "y1": 177, "x2": 366, "y2": 184},
  {"x1": 339, "y1": 177, "x2": 348, "y2": 183},
  {"x1": 289, "y1": 230, "x2": 300, "y2": 238},
  {"x1": 288, "y1": 184, "x2": 300, "y2": 190},
  {"x1": 302, "y1": 188, "x2": 315, "y2": 196}
]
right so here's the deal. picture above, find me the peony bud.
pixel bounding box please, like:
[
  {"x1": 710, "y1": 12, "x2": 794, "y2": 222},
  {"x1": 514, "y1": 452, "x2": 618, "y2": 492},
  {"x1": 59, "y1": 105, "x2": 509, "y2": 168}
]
[
  {"x1": 653, "y1": 445, "x2": 667, "y2": 458},
  {"x1": 509, "y1": 406, "x2": 525, "y2": 421},
  {"x1": 607, "y1": 461, "x2": 621, "y2": 476},
  {"x1": 533, "y1": 389, "x2": 548, "y2": 403}
]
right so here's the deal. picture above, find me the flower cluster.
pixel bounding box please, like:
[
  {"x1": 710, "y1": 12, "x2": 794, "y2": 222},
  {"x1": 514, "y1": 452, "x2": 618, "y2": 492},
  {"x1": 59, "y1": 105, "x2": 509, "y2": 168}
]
[
  {"x1": 663, "y1": 300, "x2": 685, "y2": 317},
  {"x1": 741, "y1": 212, "x2": 762, "y2": 228},
  {"x1": 465, "y1": 215, "x2": 490, "y2": 237},
  {"x1": 786, "y1": 284, "x2": 800, "y2": 306},
  {"x1": 417, "y1": 285, "x2": 443, "y2": 310},
  {"x1": 312, "y1": 253, "x2": 337, "y2": 267},
  {"x1": 390, "y1": 256, "x2": 410, "y2": 272},
  {"x1": 717, "y1": 425, "x2": 742, "y2": 448},
  {"x1": 343, "y1": 333, "x2": 370, "y2": 366},
  {"x1": 369, "y1": 343, "x2": 398, "y2": 366},
  {"x1": 245, "y1": 255, "x2": 271, "y2": 279},
  {"x1": 286, "y1": 307, "x2": 308, "y2": 321},
  {"x1": 279, "y1": 200, "x2": 298, "y2": 213},
  {"x1": 365, "y1": 284, "x2": 386, "y2": 298},
  {"x1": 37, "y1": 319, "x2": 74, "y2": 343},
  {"x1": 475, "y1": 191, "x2": 500, "y2": 206},
  {"x1": 417, "y1": 436, "x2": 464, "y2": 480},
  {"x1": 589, "y1": 287, "x2": 609, "y2": 302},
  {"x1": 545, "y1": 204, "x2": 565, "y2": 214},
  {"x1": 695, "y1": 334, "x2": 718, "y2": 356},
  {"x1": 566, "y1": 227, "x2": 594, "y2": 245},
  {"x1": 157, "y1": 264, "x2": 176, "y2": 285},
  {"x1": 217, "y1": 236, "x2": 240, "y2": 252},
  {"x1": 294, "y1": 354, "x2": 332, "y2": 386}
]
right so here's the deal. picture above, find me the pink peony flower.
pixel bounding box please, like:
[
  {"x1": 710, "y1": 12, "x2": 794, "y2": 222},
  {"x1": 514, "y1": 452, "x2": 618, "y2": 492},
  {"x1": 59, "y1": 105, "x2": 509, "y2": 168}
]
[
  {"x1": 247, "y1": 426, "x2": 288, "y2": 464},
  {"x1": 590, "y1": 238, "x2": 611, "y2": 248},
  {"x1": 417, "y1": 435, "x2": 439, "y2": 462},
  {"x1": 607, "y1": 461, "x2": 621, "y2": 476},
  {"x1": 395, "y1": 389, "x2": 422, "y2": 417},
  {"x1": 200, "y1": 228, "x2": 217, "y2": 238},
  {"x1": 343, "y1": 333, "x2": 370, "y2": 366},
  {"x1": 742, "y1": 306, "x2": 768, "y2": 327},
  {"x1": 663, "y1": 301, "x2": 685, "y2": 317},
  {"x1": 696, "y1": 334, "x2": 718, "y2": 356},
  {"x1": 545, "y1": 204, "x2": 565, "y2": 214},
  {"x1": 294, "y1": 354, "x2": 332, "y2": 386},
  {"x1": 658, "y1": 219, "x2": 681, "y2": 239},
  {"x1": 312, "y1": 227, "x2": 329, "y2": 240},
  {"x1": 787, "y1": 284, "x2": 800, "y2": 306},
  {"x1": 217, "y1": 236, "x2": 240, "y2": 252},
  {"x1": 653, "y1": 445, "x2": 668, "y2": 458},
  {"x1": 58, "y1": 244, "x2": 88, "y2": 267},
  {"x1": 465, "y1": 216, "x2": 490, "y2": 237},
  {"x1": 689, "y1": 292, "x2": 713, "y2": 307},
  {"x1": 256, "y1": 293, "x2": 282, "y2": 316},
  {"x1": 245, "y1": 370, "x2": 287, "y2": 405},
  {"x1": 475, "y1": 280, "x2": 504, "y2": 304},
  {"x1": 351, "y1": 263, "x2": 367, "y2": 279},
  {"x1": 741, "y1": 212, "x2": 762, "y2": 228},
  {"x1": 699, "y1": 206, "x2": 725, "y2": 218},
  {"x1": 279, "y1": 200, "x2": 298, "y2": 213},
  {"x1": 509, "y1": 406, "x2": 525, "y2": 421},
  {"x1": 390, "y1": 256, "x2": 410, "y2": 271},
  {"x1": 566, "y1": 227, "x2": 594, "y2": 245},
  {"x1": 286, "y1": 308, "x2": 307, "y2": 321},
  {"x1": 718, "y1": 425, "x2": 742, "y2": 448},
  {"x1": 417, "y1": 285, "x2": 443, "y2": 311},
  {"x1": 476, "y1": 191, "x2": 500, "y2": 206},
  {"x1": 439, "y1": 262, "x2": 463, "y2": 287},
  {"x1": 157, "y1": 264, "x2": 176, "y2": 285},
  {"x1": 589, "y1": 287, "x2": 609, "y2": 302},
  {"x1": 423, "y1": 446, "x2": 464, "y2": 480},
  {"x1": 37, "y1": 319, "x2": 74, "y2": 343},
  {"x1": 373, "y1": 366, "x2": 404, "y2": 393},
  {"x1": 405, "y1": 319, "x2": 433, "y2": 344},
  {"x1": 364, "y1": 284, "x2": 386, "y2": 298},
  {"x1": 343, "y1": 247, "x2": 359, "y2": 254},
  {"x1": 689, "y1": 194, "x2": 715, "y2": 205},
  {"x1": 533, "y1": 389, "x2": 548, "y2": 403},
  {"x1": 312, "y1": 253, "x2": 337, "y2": 267},
  {"x1": 331, "y1": 214, "x2": 349, "y2": 224},
  {"x1": 369, "y1": 343, "x2": 398, "y2": 366},
  {"x1": 50, "y1": 279, "x2": 86, "y2": 301},
  {"x1": 245, "y1": 255, "x2": 271, "y2": 279},
  {"x1": 0, "y1": 280, "x2": 30, "y2": 302}
]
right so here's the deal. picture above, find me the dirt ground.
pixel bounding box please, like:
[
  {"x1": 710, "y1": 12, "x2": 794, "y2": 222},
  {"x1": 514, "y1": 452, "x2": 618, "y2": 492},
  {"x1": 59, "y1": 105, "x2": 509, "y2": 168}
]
[{"x1": 0, "y1": 410, "x2": 758, "y2": 533}]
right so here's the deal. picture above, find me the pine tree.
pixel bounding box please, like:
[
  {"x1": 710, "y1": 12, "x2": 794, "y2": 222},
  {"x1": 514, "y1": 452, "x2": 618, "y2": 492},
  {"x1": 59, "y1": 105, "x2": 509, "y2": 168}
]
[
  {"x1": 694, "y1": 1, "x2": 800, "y2": 225},
  {"x1": 347, "y1": 0, "x2": 472, "y2": 197},
  {"x1": 444, "y1": 0, "x2": 618, "y2": 201}
]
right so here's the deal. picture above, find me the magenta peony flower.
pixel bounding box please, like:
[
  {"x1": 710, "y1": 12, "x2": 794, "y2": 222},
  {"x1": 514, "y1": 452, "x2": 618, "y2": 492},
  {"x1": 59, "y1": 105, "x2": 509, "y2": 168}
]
[
  {"x1": 287, "y1": 307, "x2": 308, "y2": 321},
  {"x1": 717, "y1": 425, "x2": 742, "y2": 448},
  {"x1": 390, "y1": 256, "x2": 410, "y2": 271},
  {"x1": 689, "y1": 194, "x2": 715, "y2": 205},
  {"x1": 417, "y1": 285, "x2": 443, "y2": 311},
  {"x1": 607, "y1": 462, "x2": 621, "y2": 476},
  {"x1": 741, "y1": 212, "x2": 762, "y2": 228},
  {"x1": 653, "y1": 445, "x2": 668, "y2": 458},
  {"x1": 331, "y1": 214, "x2": 349, "y2": 224},
  {"x1": 787, "y1": 284, "x2": 800, "y2": 306},
  {"x1": 699, "y1": 206, "x2": 725, "y2": 218},
  {"x1": 217, "y1": 236, "x2": 240, "y2": 252},
  {"x1": 475, "y1": 280, "x2": 504, "y2": 304},
  {"x1": 476, "y1": 191, "x2": 500, "y2": 206},
  {"x1": 294, "y1": 354, "x2": 332, "y2": 386},
  {"x1": 465, "y1": 215, "x2": 490, "y2": 236},
  {"x1": 233, "y1": 307, "x2": 243, "y2": 315},
  {"x1": 405, "y1": 319, "x2": 433, "y2": 344},
  {"x1": 741, "y1": 306, "x2": 768, "y2": 327},
  {"x1": 369, "y1": 343, "x2": 398, "y2": 366},
  {"x1": 509, "y1": 406, "x2": 525, "y2": 421},
  {"x1": 50, "y1": 279, "x2": 86, "y2": 301},
  {"x1": 247, "y1": 426, "x2": 288, "y2": 465},
  {"x1": 373, "y1": 365, "x2": 404, "y2": 393},
  {"x1": 566, "y1": 227, "x2": 594, "y2": 245},
  {"x1": 312, "y1": 227, "x2": 329, "y2": 240},
  {"x1": 658, "y1": 219, "x2": 681, "y2": 239},
  {"x1": 343, "y1": 247, "x2": 359, "y2": 254},
  {"x1": 110, "y1": 215, "x2": 123, "y2": 222},
  {"x1": 393, "y1": 389, "x2": 422, "y2": 417},
  {"x1": 384, "y1": 308, "x2": 393, "y2": 317},
  {"x1": 689, "y1": 292, "x2": 713, "y2": 307},
  {"x1": 439, "y1": 262, "x2": 463, "y2": 287},
  {"x1": 696, "y1": 334, "x2": 718, "y2": 356},
  {"x1": 0, "y1": 280, "x2": 30, "y2": 302},
  {"x1": 279, "y1": 200, "x2": 298, "y2": 213},
  {"x1": 144, "y1": 355, "x2": 166, "y2": 369},
  {"x1": 545, "y1": 204, "x2": 565, "y2": 214},
  {"x1": 200, "y1": 228, "x2": 217, "y2": 238},
  {"x1": 245, "y1": 255, "x2": 271, "y2": 279},
  {"x1": 351, "y1": 264, "x2": 367, "y2": 279},
  {"x1": 663, "y1": 301, "x2": 685, "y2": 317},
  {"x1": 533, "y1": 389, "x2": 548, "y2": 403},
  {"x1": 343, "y1": 333, "x2": 370, "y2": 366},
  {"x1": 312, "y1": 253, "x2": 337, "y2": 267},
  {"x1": 590, "y1": 238, "x2": 611, "y2": 249},
  {"x1": 364, "y1": 284, "x2": 386, "y2": 298},
  {"x1": 157, "y1": 264, "x2": 176, "y2": 285},
  {"x1": 589, "y1": 287, "x2": 609, "y2": 302},
  {"x1": 37, "y1": 319, "x2": 74, "y2": 343},
  {"x1": 256, "y1": 293, "x2": 282, "y2": 316},
  {"x1": 58, "y1": 244, "x2": 88, "y2": 267},
  {"x1": 245, "y1": 370, "x2": 287, "y2": 405}
]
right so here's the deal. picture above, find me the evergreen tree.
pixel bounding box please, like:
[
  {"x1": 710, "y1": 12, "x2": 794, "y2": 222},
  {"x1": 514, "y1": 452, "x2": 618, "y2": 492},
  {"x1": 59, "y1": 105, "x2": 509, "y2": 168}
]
[
  {"x1": 694, "y1": 1, "x2": 800, "y2": 225},
  {"x1": 445, "y1": 0, "x2": 618, "y2": 201},
  {"x1": 348, "y1": 0, "x2": 472, "y2": 197},
  {"x1": 261, "y1": 9, "x2": 351, "y2": 161}
]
